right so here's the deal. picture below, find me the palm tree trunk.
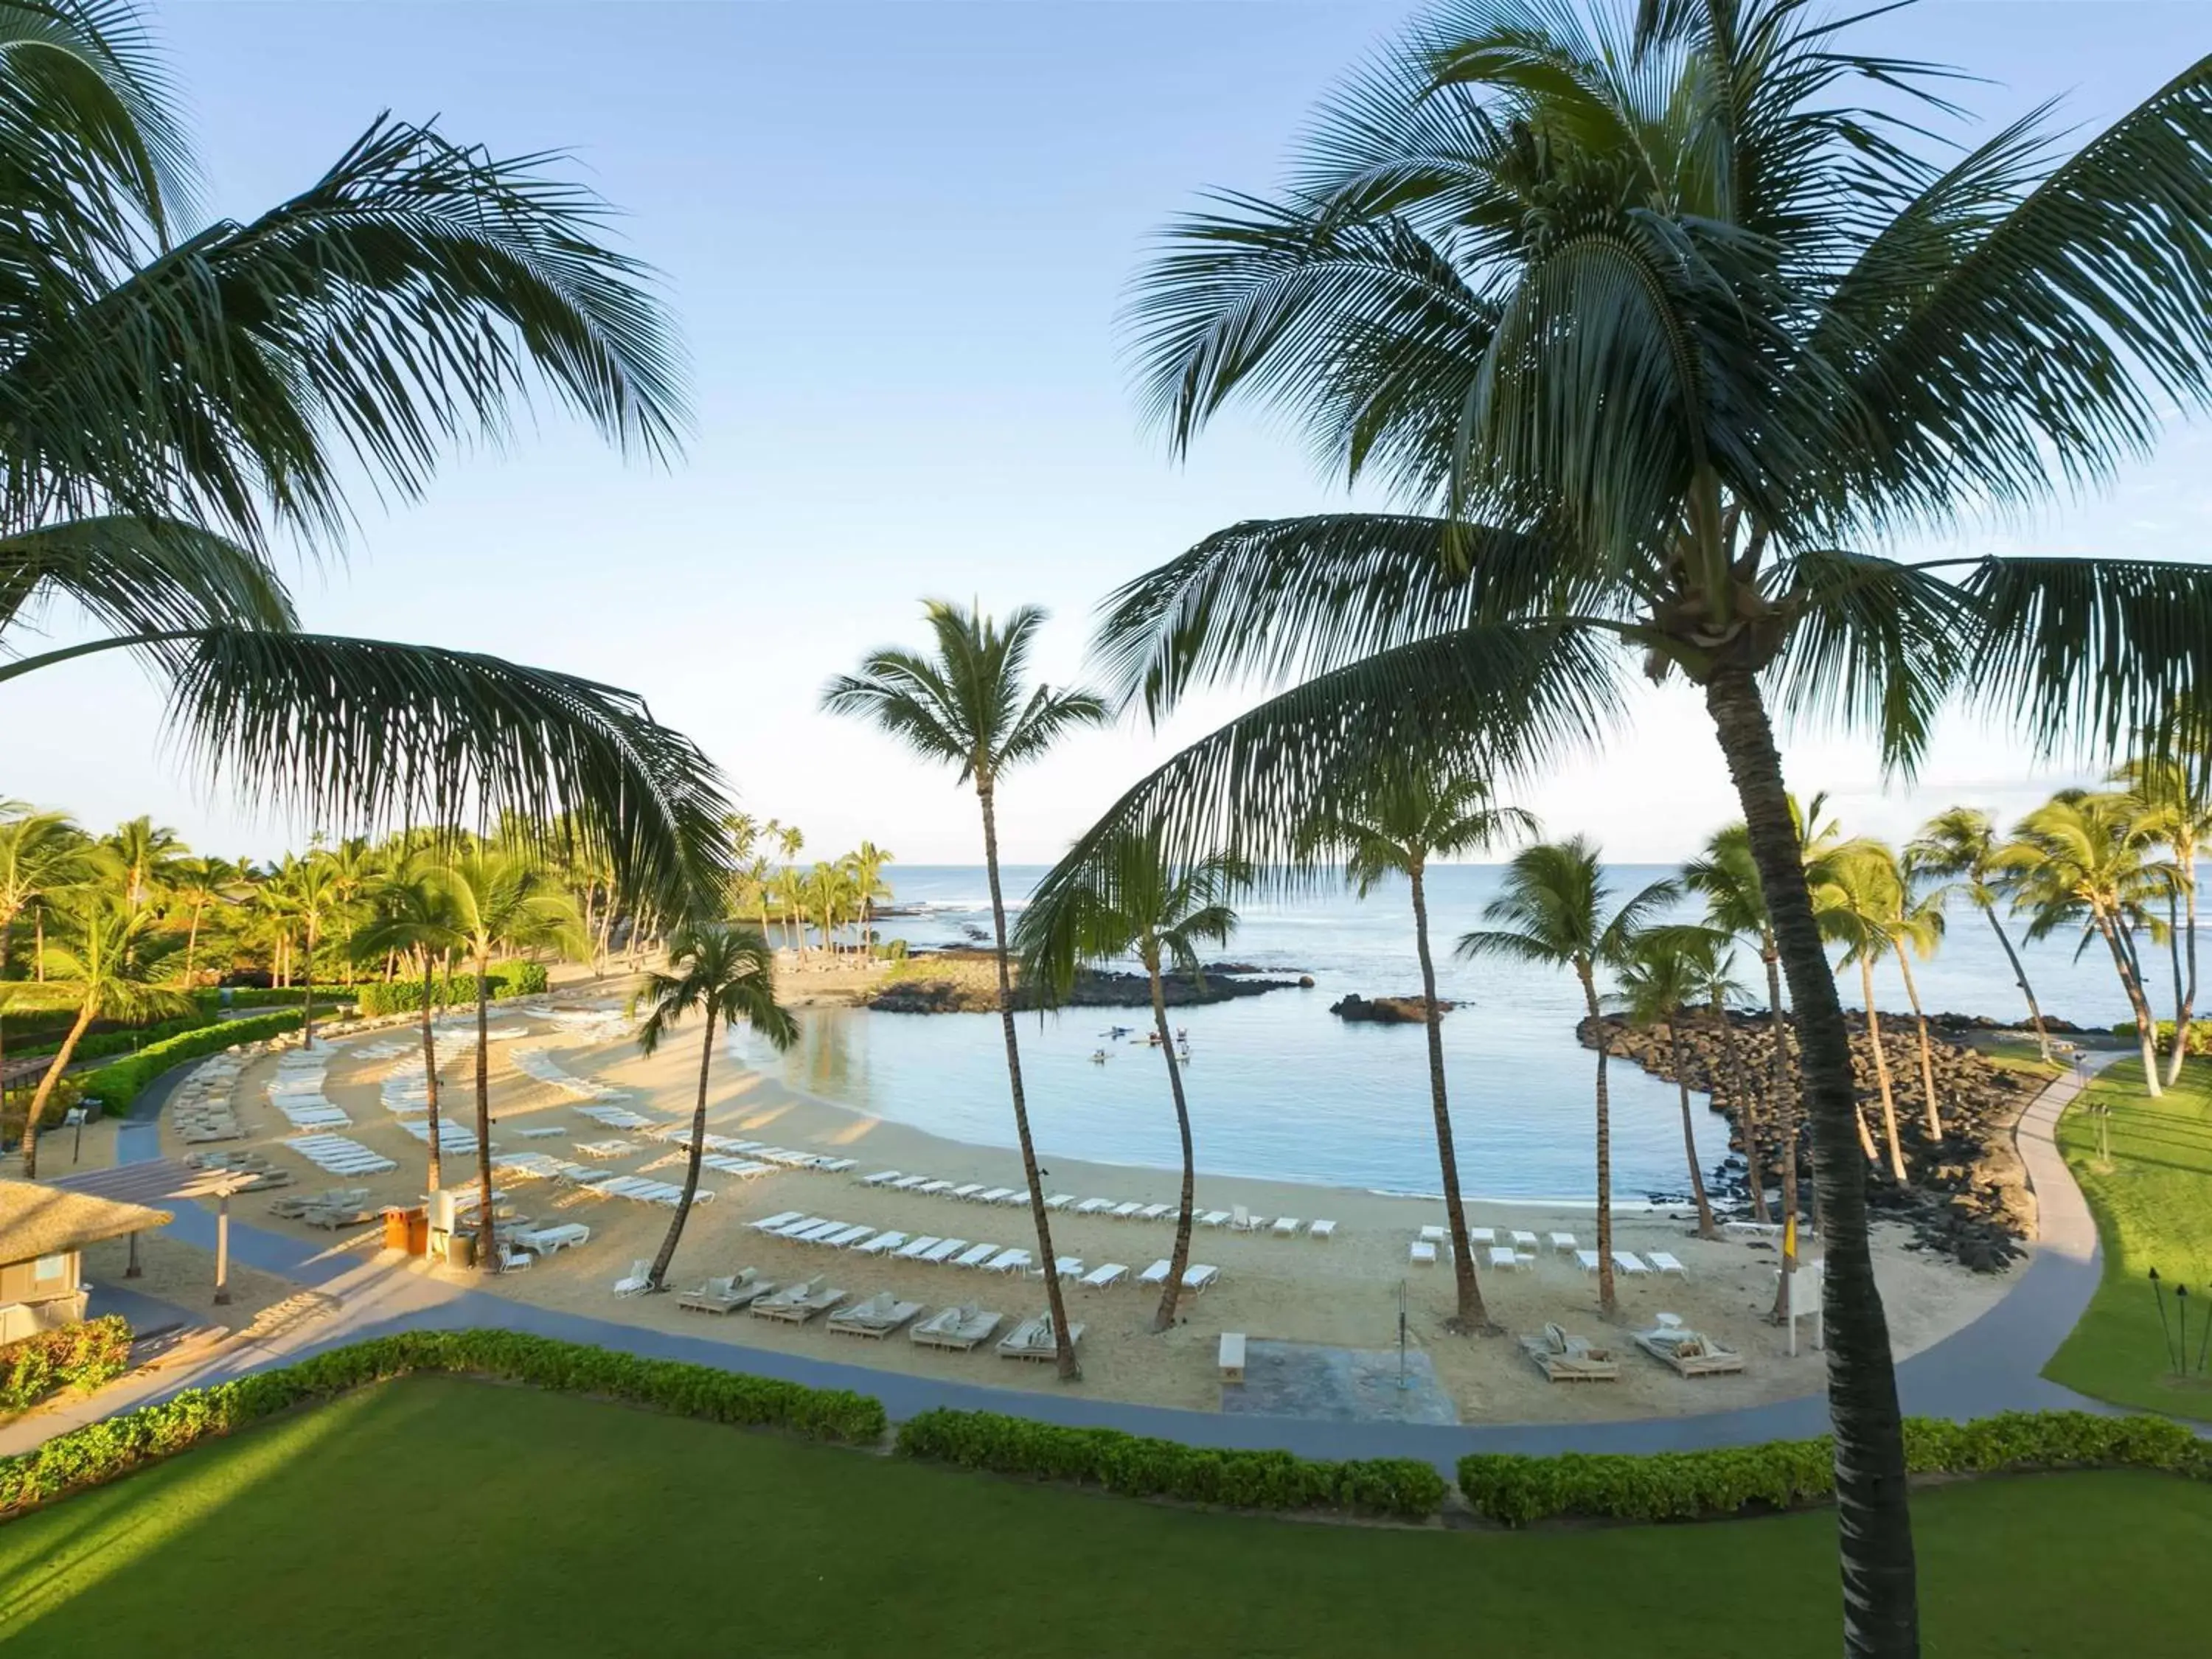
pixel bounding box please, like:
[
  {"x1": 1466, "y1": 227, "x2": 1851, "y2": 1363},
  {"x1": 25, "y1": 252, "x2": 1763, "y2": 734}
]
[
  {"x1": 1411, "y1": 863, "x2": 1486, "y2": 1330},
  {"x1": 1891, "y1": 944, "x2": 1944, "y2": 1142},
  {"x1": 301, "y1": 920, "x2": 317, "y2": 1051},
  {"x1": 32, "y1": 909, "x2": 43, "y2": 983},
  {"x1": 1765, "y1": 942, "x2": 1801, "y2": 1242},
  {"x1": 1667, "y1": 1023, "x2": 1718, "y2": 1239},
  {"x1": 2166, "y1": 870, "x2": 2197, "y2": 1088},
  {"x1": 474, "y1": 956, "x2": 498, "y2": 1270},
  {"x1": 21, "y1": 1002, "x2": 94, "y2": 1180},
  {"x1": 419, "y1": 948, "x2": 443, "y2": 1194},
  {"x1": 1859, "y1": 957, "x2": 1907, "y2": 1181},
  {"x1": 2098, "y1": 912, "x2": 2163, "y2": 1096},
  {"x1": 1147, "y1": 953, "x2": 1197, "y2": 1335},
  {"x1": 185, "y1": 901, "x2": 204, "y2": 984},
  {"x1": 977, "y1": 786, "x2": 1075, "y2": 1379},
  {"x1": 1981, "y1": 906, "x2": 2051, "y2": 1061},
  {"x1": 650, "y1": 1006, "x2": 717, "y2": 1290},
  {"x1": 1713, "y1": 991, "x2": 1770, "y2": 1223},
  {"x1": 1704, "y1": 663, "x2": 1917, "y2": 1659},
  {"x1": 1575, "y1": 964, "x2": 1615, "y2": 1315}
]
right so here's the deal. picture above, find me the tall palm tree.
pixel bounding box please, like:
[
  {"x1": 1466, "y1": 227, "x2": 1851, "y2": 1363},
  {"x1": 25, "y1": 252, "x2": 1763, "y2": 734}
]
[
  {"x1": 1908, "y1": 807, "x2": 2053, "y2": 1061},
  {"x1": 1458, "y1": 838, "x2": 1675, "y2": 1312},
  {"x1": 0, "y1": 811, "x2": 86, "y2": 978},
  {"x1": 1681, "y1": 827, "x2": 1776, "y2": 1224},
  {"x1": 631, "y1": 925, "x2": 798, "y2": 1290},
  {"x1": 101, "y1": 816, "x2": 184, "y2": 911},
  {"x1": 851, "y1": 841, "x2": 896, "y2": 959},
  {"x1": 438, "y1": 852, "x2": 584, "y2": 1269},
  {"x1": 1613, "y1": 927, "x2": 1728, "y2": 1239},
  {"x1": 1302, "y1": 762, "x2": 1533, "y2": 1331},
  {"x1": 1019, "y1": 832, "x2": 1242, "y2": 1332},
  {"x1": 17, "y1": 888, "x2": 190, "y2": 1176},
  {"x1": 1677, "y1": 925, "x2": 1769, "y2": 1222},
  {"x1": 354, "y1": 860, "x2": 467, "y2": 1192},
  {"x1": 1812, "y1": 845, "x2": 1910, "y2": 1178},
  {"x1": 0, "y1": 1, "x2": 730, "y2": 914},
  {"x1": 1885, "y1": 848, "x2": 1950, "y2": 1144},
  {"x1": 166, "y1": 855, "x2": 241, "y2": 986},
  {"x1": 2000, "y1": 792, "x2": 2168, "y2": 1092},
  {"x1": 825, "y1": 600, "x2": 1107, "y2": 1380},
  {"x1": 2118, "y1": 750, "x2": 2212, "y2": 1083},
  {"x1": 1091, "y1": 6, "x2": 2212, "y2": 1641},
  {"x1": 271, "y1": 853, "x2": 342, "y2": 1049},
  {"x1": 773, "y1": 866, "x2": 809, "y2": 954}
]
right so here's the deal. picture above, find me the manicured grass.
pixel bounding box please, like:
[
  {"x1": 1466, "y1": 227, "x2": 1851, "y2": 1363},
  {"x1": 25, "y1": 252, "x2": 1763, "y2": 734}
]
[
  {"x1": 0, "y1": 1377, "x2": 2205, "y2": 1656},
  {"x1": 2047, "y1": 1058, "x2": 2212, "y2": 1417}
]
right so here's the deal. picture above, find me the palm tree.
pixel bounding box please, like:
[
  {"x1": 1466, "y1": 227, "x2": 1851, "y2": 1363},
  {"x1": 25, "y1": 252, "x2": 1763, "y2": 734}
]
[
  {"x1": 630, "y1": 925, "x2": 798, "y2": 1290},
  {"x1": 773, "y1": 866, "x2": 809, "y2": 954},
  {"x1": 271, "y1": 853, "x2": 342, "y2": 1049},
  {"x1": 438, "y1": 852, "x2": 585, "y2": 1269},
  {"x1": 2000, "y1": 793, "x2": 2168, "y2": 1092},
  {"x1": 1677, "y1": 927, "x2": 1769, "y2": 1221},
  {"x1": 166, "y1": 855, "x2": 241, "y2": 986},
  {"x1": 1885, "y1": 850, "x2": 1950, "y2": 1144},
  {"x1": 17, "y1": 888, "x2": 190, "y2": 1176},
  {"x1": 1019, "y1": 832, "x2": 1242, "y2": 1332},
  {"x1": 0, "y1": 1, "x2": 729, "y2": 912},
  {"x1": 806, "y1": 860, "x2": 852, "y2": 957},
  {"x1": 1457, "y1": 838, "x2": 1676, "y2": 1312},
  {"x1": 851, "y1": 841, "x2": 897, "y2": 959},
  {"x1": 355, "y1": 860, "x2": 467, "y2": 1192},
  {"x1": 102, "y1": 817, "x2": 184, "y2": 912},
  {"x1": 1681, "y1": 827, "x2": 1777, "y2": 1225},
  {"x1": 2118, "y1": 750, "x2": 2212, "y2": 1083},
  {"x1": 1908, "y1": 808, "x2": 2054, "y2": 1061},
  {"x1": 825, "y1": 600, "x2": 1107, "y2": 1379},
  {"x1": 0, "y1": 811, "x2": 86, "y2": 978},
  {"x1": 1301, "y1": 762, "x2": 1533, "y2": 1331},
  {"x1": 1093, "y1": 7, "x2": 2212, "y2": 1640},
  {"x1": 1613, "y1": 927, "x2": 1727, "y2": 1239},
  {"x1": 1812, "y1": 844, "x2": 1910, "y2": 1178}
]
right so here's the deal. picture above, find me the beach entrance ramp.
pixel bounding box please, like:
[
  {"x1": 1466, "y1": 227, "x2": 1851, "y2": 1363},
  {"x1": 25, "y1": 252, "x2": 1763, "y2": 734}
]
[{"x1": 1218, "y1": 1341, "x2": 1458, "y2": 1425}]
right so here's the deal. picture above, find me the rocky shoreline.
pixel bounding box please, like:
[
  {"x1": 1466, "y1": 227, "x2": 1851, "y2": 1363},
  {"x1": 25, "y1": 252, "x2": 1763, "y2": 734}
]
[
  {"x1": 1329, "y1": 993, "x2": 1454, "y2": 1024},
  {"x1": 864, "y1": 952, "x2": 1310, "y2": 1015},
  {"x1": 1576, "y1": 1009, "x2": 2079, "y2": 1273}
]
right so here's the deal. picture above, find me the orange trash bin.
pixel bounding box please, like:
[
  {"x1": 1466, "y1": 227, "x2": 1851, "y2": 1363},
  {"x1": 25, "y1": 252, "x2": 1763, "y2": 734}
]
[{"x1": 381, "y1": 1206, "x2": 430, "y2": 1255}]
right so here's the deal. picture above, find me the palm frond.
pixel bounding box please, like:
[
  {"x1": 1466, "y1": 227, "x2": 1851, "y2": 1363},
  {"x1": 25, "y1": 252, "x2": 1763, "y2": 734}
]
[
  {"x1": 4, "y1": 114, "x2": 687, "y2": 545},
  {"x1": 0, "y1": 515, "x2": 293, "y2": 639},
  {"x1": 87, "y1": 628, "x2": 734, "y2": 911}
]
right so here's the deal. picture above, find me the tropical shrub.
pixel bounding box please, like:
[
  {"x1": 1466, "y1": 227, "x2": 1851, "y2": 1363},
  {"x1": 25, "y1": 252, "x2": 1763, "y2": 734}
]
[
  {"x1": 0, "y1": 1318, "x2": 133, "y2": 1415},
  {"x1": 2108, "y1": 1020, "x2": 2212, "y2": 1056},
  {"x1": 896, "y1": 1408, "x2": 1446, "y2": 1519},
  {"x1": 354, "y1": 962, "x2": 550, "y2": 1018},
  {"x1": 0, "y1": 1329, "x2": 886, "y2": 1520},
  {"x1": 74, "y1": 1012, "x2": 306, "y2": 1116},
  {"x1": 195, "y1": 987, "x2": 353, "y2": 1013},
  {"x1": 1458, "y1": 1411, "x2": 2212, "y2": 1526}
]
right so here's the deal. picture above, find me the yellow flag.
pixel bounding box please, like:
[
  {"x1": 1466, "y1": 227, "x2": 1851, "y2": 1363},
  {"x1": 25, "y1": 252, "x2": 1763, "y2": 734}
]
[{"x1": 1783, "y1": 1212, "x2": 1798, "y2": 1265}]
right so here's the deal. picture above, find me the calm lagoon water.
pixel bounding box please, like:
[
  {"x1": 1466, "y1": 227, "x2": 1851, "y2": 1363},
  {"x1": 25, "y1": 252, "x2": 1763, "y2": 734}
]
[{"x1": 728, "y1": 864, "x2": 2138, "y2": 1201}]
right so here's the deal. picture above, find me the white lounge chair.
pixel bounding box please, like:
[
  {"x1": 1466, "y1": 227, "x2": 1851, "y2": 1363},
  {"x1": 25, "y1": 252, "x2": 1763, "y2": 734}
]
[
  {"x1": 1510, "y1": 1229, "x2": 1540, "y2": 1251},
  {"x1": 1040, "y1": 1255, "x2": 1083, "y2": 1279},
  {"x1": 1308, "y1": 1220, "x2": 1337, "y2": 1241},
  {"x1": 1410, "y1": 1241, "x2": 1438, "y2": 1266},
  {"x1": 1109, "y1": 1201, "x2": 1143, "y2": 1220},
  {"x1": 1219, "y1": 1331, "x2": 1246, "y2": 1383},
  {"x1": 1421, "y1": 1224, "x2": 1451, "y2": 1245},
  {"x1": 984, "y1": 1248, "x2": 1031, "y2": 1273},
  {"x1": 859, "y1": 1170, "x2": 902, "y2": 1187},
  {"x1": 1080, "y1": 1262, "x2": 1127, "y2": 1290},
  {"x1": 855, "y1": 1231, "x2": 907, "y2": 1256},
  {"x1": 1574, "y1": 1249, "x2": 1603, "y2": 1274},
  {"x1": 612, "y1": 1259, "x2": 653, "y2": 1297},
  {"x1": 1075, "y1": 1198, "x2": 1115, "y2": 1216},
  {"x1": 1272, "y1": 1217, "x2": 1301, "y2": 1238},
  {"x1": 1549, "y1": 1231, "x2": 1578, "y2": 1256},
  {"x1": 894, "y1": 1235, "x2": 942, "y2": 1260},
  {"x1": 827, "y1": 1291, "x2": 923, "y2": 1339},
  {"x1": 949, "y1": 1183, "x2": 985, "y2": 1201},
  {"x1": 1466, "y1": 1225, "x2": 1495, "y2": 1246},
  {"x1": 1230, "y1": 1206, "x2": 1256, "y2": 1231},
  {"x1": 917, "y1": 1180, "x2": 953, "y2": 1196},
  {"x1": 998, "y1": 1313, "x2": 1085, "y2": 1362},
  {"x1": 953, "y1": 1242, "x2": 1000, "y2": 1268},
  {"x1": 1137, "y1": 1259, "x2": 1173, "y2": 1287},
  {"x1": 1045, "y1": 1194, "x2": 1076, "y2": 1211},
  {"x1": 1648, "y1": 1250, "x2": 1688, "y2": 1277},
  {"x1": 911, "y1": 1302, "x2": 1001, "y2": 1351},
  {"x1": 1197, "y1": 1209, "x2": 1231, "y2": 1229},
  {"x1": 1487, "y1": 1245, "x2": 1528, "y2": 1273},
  {"x1": 922, "y1": 1237, "x2": 968, "y2": 1263},
  {"x1": 1613, "y1": 1250, "x2": 1652, "y2": 1276},
  {"x1": 1182, "y1": 1263, "x2": 1220, "y2": 1293},
  {"x1": 975, "y1": 1187, "x2": 1015, "y2": 1206},
  {"x1": 891, "y1": 1175, "x2": 930, "y2": 1192},
  {"x1": 991, "y1": 1189, "x2": 1027, "y2": 1207}
]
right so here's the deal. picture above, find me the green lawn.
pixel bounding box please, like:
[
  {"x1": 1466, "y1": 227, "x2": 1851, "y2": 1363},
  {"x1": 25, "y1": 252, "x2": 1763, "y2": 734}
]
[
  {"x1": 0, "y1": 1378, "x2": 2206, "y2": 1657},
  {"x1": 2047, "y1": 1058, "x2": 2212, "y2": 1418}
]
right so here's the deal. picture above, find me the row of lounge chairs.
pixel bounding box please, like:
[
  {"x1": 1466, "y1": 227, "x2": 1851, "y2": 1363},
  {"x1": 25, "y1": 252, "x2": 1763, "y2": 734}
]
[
  {"x1": 661, "y1": 1128, "x2": 855, "y2": 1174},
  {"x1": 854, "y1": 1176, "x2": 1341, "y2": 1242},
  {"x1": 1075, "y1": 1260, "x2": 1221, "y2": 1293},
  {"x1": 660, "y1": 1264, "x2": 1082, "y2": 1360},
  {"x1": 747, "y1": 1212, "x2": 1041, "y2": 1273},
  {"x1": 1575, "y1": 1248, "x2": 1688, "y2": 1279}
]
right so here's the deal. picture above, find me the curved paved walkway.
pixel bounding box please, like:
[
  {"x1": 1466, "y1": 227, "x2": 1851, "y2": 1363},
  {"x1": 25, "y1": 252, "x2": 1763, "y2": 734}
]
[{"x1": 4, "y1": 1050, "x2": 2137, "y2": 1470}]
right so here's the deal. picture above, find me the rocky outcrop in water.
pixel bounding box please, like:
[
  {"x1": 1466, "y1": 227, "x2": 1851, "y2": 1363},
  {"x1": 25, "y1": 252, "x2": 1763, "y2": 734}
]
[
  {"x1": 863, "y1": 952, "x2": 1305, "y2": 1014},
  {"x1": 1576, "y1": 1009, "x2": 2071, "y2": 1273},
  {"x1": 1329, "y1": 993, "x2": 1453, "y2": 1024}
]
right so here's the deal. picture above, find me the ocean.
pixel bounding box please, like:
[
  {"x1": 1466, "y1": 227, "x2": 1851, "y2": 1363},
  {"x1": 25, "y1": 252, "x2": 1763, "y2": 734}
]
[{"x1": 726, "y1": 863, "x2": 2146, "y2": 1201}]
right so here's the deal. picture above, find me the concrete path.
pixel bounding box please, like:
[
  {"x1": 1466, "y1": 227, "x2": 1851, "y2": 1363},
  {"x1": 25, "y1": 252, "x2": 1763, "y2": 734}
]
[{"x1": 0, "y1": 1051, "x2": 2146, "y2": 1472}]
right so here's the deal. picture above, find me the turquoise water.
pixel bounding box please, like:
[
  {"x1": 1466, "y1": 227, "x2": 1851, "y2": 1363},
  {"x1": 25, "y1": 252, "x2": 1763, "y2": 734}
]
[{"x1": 728, "y1": 864, "x2": 2138, "y2": 1200}]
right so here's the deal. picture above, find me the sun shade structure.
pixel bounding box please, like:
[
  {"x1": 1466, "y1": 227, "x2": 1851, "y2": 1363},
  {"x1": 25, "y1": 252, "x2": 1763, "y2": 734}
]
[
  {"x1": 45, "y1": 1159, "x2": 255, "y2": 1306},
  {"x1": 0, "y1": 1178, "x2": 174, "y2": 1340}
]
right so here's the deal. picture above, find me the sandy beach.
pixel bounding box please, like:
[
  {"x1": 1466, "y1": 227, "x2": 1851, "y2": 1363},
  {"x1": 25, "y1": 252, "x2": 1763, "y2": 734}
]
[{"x1": 153, "y1": 999, "x2": 2018, "y2": 1423}]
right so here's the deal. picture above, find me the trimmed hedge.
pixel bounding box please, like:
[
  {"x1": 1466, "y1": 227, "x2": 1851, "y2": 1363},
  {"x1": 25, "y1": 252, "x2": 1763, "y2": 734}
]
[
  {"x1": 896, "y1": 1408, "x2": 1447, "y2": 1520},
  {"x1": 355, "y1": 962, "x2": 549, "y2": 1019},
  {"x1": 75, "y1": 1012, "x2": 306, "y2": 1116},
  {"x1": 2110, "y1": 1020, "x2": 2212, "y2": 1057},
  {"x1": 0, "y1": 1329, "x2": 886, "y2": 1520},
  {"x1": 0, "y1": 1318, "x2": 133, "y2": 1415},
  {"x1": 1458, "y1": 1411, "x2": 2212, "y2": 1526},
  {"x1": 195, "y1": 987, "x2": 342, "y2": 1012}
]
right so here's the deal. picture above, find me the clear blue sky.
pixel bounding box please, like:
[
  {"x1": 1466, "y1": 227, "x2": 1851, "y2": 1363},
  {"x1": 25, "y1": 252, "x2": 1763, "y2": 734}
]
[{"x1": 11, "y1": 1, "x2": 2210, "y2": 864}]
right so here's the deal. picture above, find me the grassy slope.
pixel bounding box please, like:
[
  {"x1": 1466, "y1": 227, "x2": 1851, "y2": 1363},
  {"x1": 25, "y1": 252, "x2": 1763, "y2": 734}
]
[
  {"x1": 2046, "y1": 1057, "x2": 2212, "y2": 1417},
  {"x1": 1, "y1": 1377, "x2": 2207, "y2": 1658}
]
